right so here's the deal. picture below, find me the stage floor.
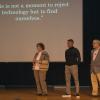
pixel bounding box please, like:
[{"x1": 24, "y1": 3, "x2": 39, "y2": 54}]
[{"x1": 0, "y1": 87, "x2": 99, "y2": 100}]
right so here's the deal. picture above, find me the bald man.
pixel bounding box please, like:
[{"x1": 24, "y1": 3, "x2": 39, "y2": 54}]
[{"x1": 91, "y1": 39, "x2": 100, "y2": 96}]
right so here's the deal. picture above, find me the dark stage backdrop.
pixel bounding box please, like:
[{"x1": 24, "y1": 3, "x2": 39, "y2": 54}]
[{"x1": 0, "y1": 0, "x2": 100, "y2": 87}]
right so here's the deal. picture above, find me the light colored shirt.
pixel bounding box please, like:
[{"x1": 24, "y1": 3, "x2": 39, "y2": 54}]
[
  {"x1": 93, "y1": 48, "x2": 100, "y2": 61},
  {"x1": 34, "y1": 52, "x2": 42, "y2": 70}
]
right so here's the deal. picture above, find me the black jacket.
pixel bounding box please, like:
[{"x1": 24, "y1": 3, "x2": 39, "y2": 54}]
[{"x1": 65, "y1": 47, "x2": 81, "y2": 66}]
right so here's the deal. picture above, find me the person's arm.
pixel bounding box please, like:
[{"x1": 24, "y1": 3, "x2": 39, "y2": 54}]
[
  {"x1": 65, "y1": 50, "x2": 67, "y2": 61},
  {"x1": 33, "y1": 58, "x2": 35, "y2": 65},
  {"x1": 76, "y1": 48, "x2": 81, "y2": 64},
  {"x1": 42, "y1": 51, "x2": 50, "y2": 64},
  {"x1": 32, "y1": 53, "x2": 37, "y2": 66}
]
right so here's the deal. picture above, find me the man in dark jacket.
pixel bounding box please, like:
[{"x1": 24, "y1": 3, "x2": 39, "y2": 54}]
[{"x1": 62, "y1": 39, "x2": 81, "y2": 98}]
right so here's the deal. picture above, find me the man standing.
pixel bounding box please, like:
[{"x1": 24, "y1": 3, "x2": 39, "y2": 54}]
[
  {"x1": 62, "y1": 39, "x2": 81, "y2": 98},
  {"x1": 91, "y1": 39, "x2": 100, "y2": 96}
]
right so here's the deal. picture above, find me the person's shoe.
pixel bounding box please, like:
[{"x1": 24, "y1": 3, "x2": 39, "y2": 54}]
[
  {"x1": 42, "y1": 94, "x2": 48, "y2": 96},
  {"x1": 62, "y1": 94, "x2": 71, "y2": 98},
  {"x1": 92, "y1": 93, "x2": 99, "y2": 97},
  {"x1": 37, "y1": 93, "x2": 42, "y2": 96},
  {"x1": 75, "y1": 93, "x2": 80, "y2": 99},
  {"x1": 91, "y1": 94, "x2": 99, "y2": 97}
]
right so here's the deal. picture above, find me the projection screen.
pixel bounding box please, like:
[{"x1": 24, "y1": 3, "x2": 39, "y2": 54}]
[{"x1": 0, "y1": 0, "x2": 83, "y2": 62}]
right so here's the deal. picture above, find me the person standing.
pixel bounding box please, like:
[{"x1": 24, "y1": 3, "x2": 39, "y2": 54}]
[
  {"x1": 62, "y1": 39, "x2": 81, "y2": 98},
  {"x1": 32, "y1": 43, "x2": 49, "y2": 96},
  {"x1": 91, "y1": 39, "x2": 100, "y2": 96}
]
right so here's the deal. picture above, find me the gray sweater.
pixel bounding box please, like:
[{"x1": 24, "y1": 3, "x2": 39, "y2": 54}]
[
  {"x1": 33, "y1": 51, "x2": 49, "y2": 71},
  {"x1": 91, "y1": 49, "x2": 100, "y2": 73}
]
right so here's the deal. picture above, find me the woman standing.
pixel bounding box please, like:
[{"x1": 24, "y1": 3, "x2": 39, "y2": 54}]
[{"x1": 32, "y1": 43, "x2": 49, "y2": 96}]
